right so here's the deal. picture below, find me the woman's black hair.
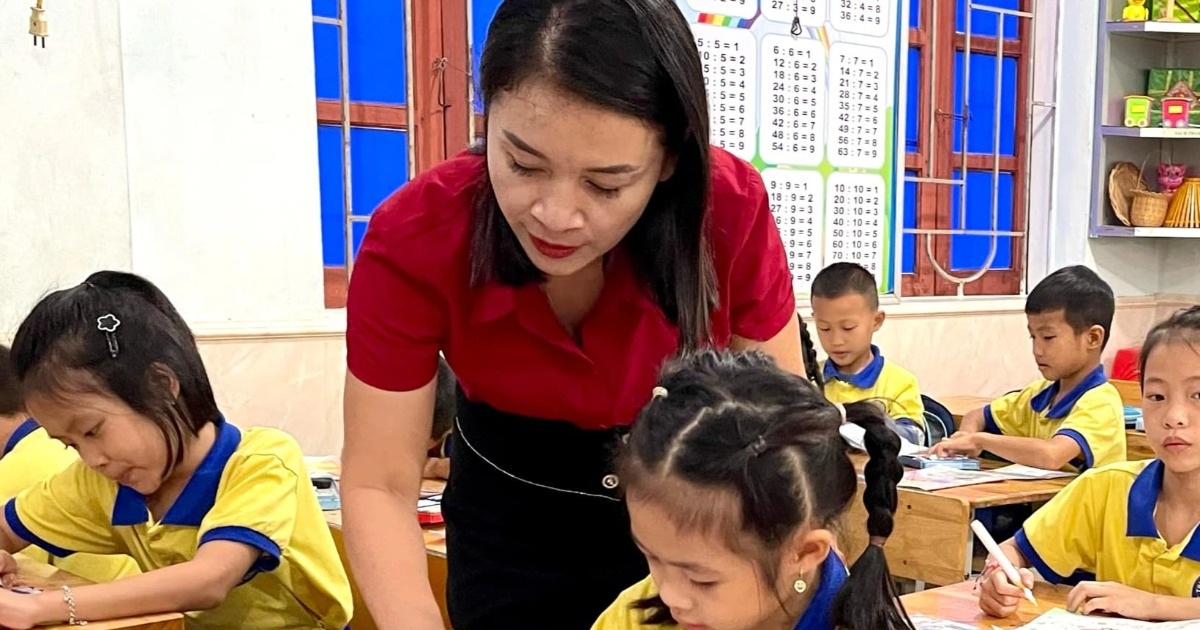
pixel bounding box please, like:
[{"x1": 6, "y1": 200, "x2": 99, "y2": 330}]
[
  {"x1": 468, "y1": 0, "x2": 717, "y2": 352},
  {"x1": 1139, "y1": 305, "x2": 1200, "y2": 385},
  {"x1": 9, "y1": 271, "x2": 219, "y2": 478},
  {"x1": 619, "y1": 348, "x2": 913, "y2": 630}
]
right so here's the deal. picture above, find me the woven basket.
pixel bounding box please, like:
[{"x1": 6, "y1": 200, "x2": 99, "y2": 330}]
[
  {"x1": 1107, "y1": 162, "x2": 1141, "y2": 226},
  {"x1": 1131, "y1": 190, "x2": 1169, "y2": 227}
]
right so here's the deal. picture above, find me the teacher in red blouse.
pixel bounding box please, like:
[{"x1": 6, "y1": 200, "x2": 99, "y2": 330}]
[{"x1": 340, "y1": 1, "x2": 802, "y2": 628}]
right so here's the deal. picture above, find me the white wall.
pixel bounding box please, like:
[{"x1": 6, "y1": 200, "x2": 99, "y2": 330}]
[
  {"x1": 1160, "y1": 241, "x2": 1200, "y2": 296},
  {"x1": 0, "y1": 0, "x2": 326, "y2": 334},
  {"x1": 0, "y1": 0, "x2": 132, "y2": 330}
]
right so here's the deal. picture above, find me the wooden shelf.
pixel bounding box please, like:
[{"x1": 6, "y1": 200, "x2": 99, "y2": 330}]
[
  {"x1": 1092, "y1": 225, "x2": 1200, "y2": 237},
  {"x1": 1092, "y1": 5, "x2": 1200, "y2": 238},
  {"x1": 1101, "y1": 126, "x2": 1200, "y2": 138}
]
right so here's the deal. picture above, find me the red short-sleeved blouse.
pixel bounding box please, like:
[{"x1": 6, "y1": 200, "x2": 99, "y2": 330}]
[{"x1": 345, "y1": 146, "x2": 795, "y2": 430}]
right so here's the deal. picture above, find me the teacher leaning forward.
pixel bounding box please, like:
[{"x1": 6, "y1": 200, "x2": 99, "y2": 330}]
[{"x1": 340, "y1": 1, "x2": 803, "y2": 628}]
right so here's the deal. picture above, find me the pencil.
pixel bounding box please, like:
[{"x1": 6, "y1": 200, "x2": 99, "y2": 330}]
[{"x1": 970, "y1": 519, "x2": 1037, "y2": 606}]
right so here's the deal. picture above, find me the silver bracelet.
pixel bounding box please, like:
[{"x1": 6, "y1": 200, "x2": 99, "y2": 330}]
[{"x1": 61, "y1": 585, "x2": 88, "y2": 626}]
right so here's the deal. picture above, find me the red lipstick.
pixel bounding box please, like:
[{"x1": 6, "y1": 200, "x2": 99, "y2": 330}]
[{"x1": 531, "y1": 236, "x2": 579, "y2": 259}]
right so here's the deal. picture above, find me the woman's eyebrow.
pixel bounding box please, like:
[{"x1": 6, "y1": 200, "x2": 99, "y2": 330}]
[{"x1": 502, "y1": 129, "x2": 642, "y2": 175}]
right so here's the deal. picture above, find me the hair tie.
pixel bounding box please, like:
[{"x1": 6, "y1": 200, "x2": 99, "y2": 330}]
[
  {"x1": 869, "y1": 536, "x2": 888, "y2": 548},
  {"x1": 749, "y1": 434, "x2": 768, "y2": 457},
  {"x1": 97, "y1": 314, "x2": 121, "y2": 359},
  {"x1": 652, "y1": 386, "x2": 668, "y2": 399},
  {"x1": 833, "y1": 402, "x2": 847, "y2": 424}
]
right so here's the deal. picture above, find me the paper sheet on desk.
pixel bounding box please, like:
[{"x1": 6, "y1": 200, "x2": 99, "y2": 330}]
[
  {"x1": 989, "y1": 464, "x2": 1078, "y2": 480},
  {"x1": 1016, "y1": 608, "x2": 1200, "y2": 629},
  {"x1": 908, "y1": 614, "x2": 981, "y2": 629},
  {"x1": 898, "y1": 467, "x2": 1011, "y2": 491}
]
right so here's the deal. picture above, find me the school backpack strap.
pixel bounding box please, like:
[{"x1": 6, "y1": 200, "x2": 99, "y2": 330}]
[{"x1": 921, "y1": 394, "x2": 956, "y2": 446}]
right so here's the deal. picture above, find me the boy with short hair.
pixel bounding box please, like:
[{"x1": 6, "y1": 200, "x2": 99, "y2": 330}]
[
  {"x1": 811, "y1": 262, "x2": 926, "y2": 445},
  {"x1": 932, "y1": 265, "x2": 1126, "y2": 471}
]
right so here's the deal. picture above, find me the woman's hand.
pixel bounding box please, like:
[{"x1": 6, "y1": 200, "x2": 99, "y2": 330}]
[
  {"x1": 1067, "y1": 581, "x2": 1163, "y2": 620},
  {"x1": 0, "y1": 587, "x2": 40, "y2": 630},
  {"x1": 978, "y1": 565, "x2": 1035, "y2": 618}
]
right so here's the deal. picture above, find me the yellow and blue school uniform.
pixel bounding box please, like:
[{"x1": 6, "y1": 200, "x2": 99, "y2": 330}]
[
  {"x1": 0, "y1": 419, "x2": 139, "y2": 583},
  {"x1": 5, "y1": 418, "x2": 352, "y2": 630},
  {"x1": 1015, "y1": 459, "x2": 1200, "y2": 596},
  {"x1": 982, "y1": 365, "x2": 1125, "y2": 471},
  {"x1": 823, "y1": 345, "x2": 925, "y2": 437},
  {"x1": 591, "y1": 549, "x2": 847, "y2": 629}
]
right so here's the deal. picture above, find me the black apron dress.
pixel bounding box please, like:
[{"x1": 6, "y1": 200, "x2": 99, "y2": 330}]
[{"x1": 441, "y1": 388, "x2": 648, "y2": 629}]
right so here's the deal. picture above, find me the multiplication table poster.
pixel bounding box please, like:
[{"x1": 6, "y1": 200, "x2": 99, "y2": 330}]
[{"x1": 675, "y1": 0, "x2": 904, "y2": 295}]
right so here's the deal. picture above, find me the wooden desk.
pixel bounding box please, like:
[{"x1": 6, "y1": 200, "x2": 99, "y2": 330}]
[
  {"x1": 840, "y1": 458, "x2": 1073, "y2": 587},
  {"x1": 1127, "y1": 429, "x2": 1155, "y2": 461},
  {"x1": 13, "y1": 555, "x2": 183, "y2": 630},
  {"x1": 939, "y1": 395, "x2": 992, "y2": 425},
  {"x1": 901, "y1": 580, "x2": 1071, "y2": 628}
]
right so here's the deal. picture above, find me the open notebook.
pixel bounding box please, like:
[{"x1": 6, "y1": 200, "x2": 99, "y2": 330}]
[{"x1": 1015, "y1": 608, "x2": 1200, "y2": 629}]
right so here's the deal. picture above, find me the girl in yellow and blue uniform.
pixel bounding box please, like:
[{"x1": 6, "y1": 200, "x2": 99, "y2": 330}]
[
  {"x1": 593, "y1": 340, "x2": 915, "y2": 630},
  {"x1": 0, "y1": 344, "x2": 139, "y2": 584},
  {"x1": 979, "y1": 306, "x2": 1200, "y2": 623},
  {"x1": 0, "y1": 271, "x2": 351, "y2": 630}
]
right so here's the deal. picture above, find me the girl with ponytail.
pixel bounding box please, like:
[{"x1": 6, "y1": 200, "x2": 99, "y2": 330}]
[{"x1": 592, "y1": 344, "x2": 914, "y2": 630}]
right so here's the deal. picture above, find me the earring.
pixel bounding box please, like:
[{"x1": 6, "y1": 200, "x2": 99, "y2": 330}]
[{"x1": 793, "y1": 578, "x2": 807, "y2": 594}]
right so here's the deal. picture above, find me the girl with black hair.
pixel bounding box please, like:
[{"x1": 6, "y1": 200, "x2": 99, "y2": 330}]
[
  {"x1": 0, "y1": 271, "x2": 352, "y2": 630},
  {"x1": 593, "y1": 343, "x2": 915, "y2": 630},
  {"x1": 341, "y1": 0, "x2": 802, "y2": 627},
  {"x1": 0, "y1": 343, "x2": 138, "y2": 584}
]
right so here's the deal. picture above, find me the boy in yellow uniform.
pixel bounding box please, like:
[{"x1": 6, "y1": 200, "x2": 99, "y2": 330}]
[
  {"x1": 933, "y1": 265, "x2": 1125, "y2": 472},
  {"x1": 0, "y1": 345, "x2": 137, "y2": 583},
  {"x1": 978, "y1": 306, "x2": 1200, "y2": 622},
  {"x1": 811, "y1": 262, "x2": 926, "y2": 445}
]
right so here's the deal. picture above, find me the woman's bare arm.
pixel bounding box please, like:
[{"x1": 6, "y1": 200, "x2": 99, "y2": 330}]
[{"x1": 341, "y1": 372, "x2": 444, "y2": 630}]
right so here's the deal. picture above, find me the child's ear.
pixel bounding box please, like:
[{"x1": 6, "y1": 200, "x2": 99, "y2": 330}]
[
  {"x1": 872, "y1": 309, "x2": 886, "y2": 332},
  {"x1": 149, "y1": 363, "x2": 182, "y2": 399},
  {"x1": 781, "y1": 527, "x2": 835, "y2": 585},
  {"x1": 1086, "y1": 324, "x2": 1106, "y2": 350}
]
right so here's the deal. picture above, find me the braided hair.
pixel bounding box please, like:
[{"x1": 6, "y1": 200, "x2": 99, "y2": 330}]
[{"x1": 618, "y1": 348, "x2": 913, "y2": 629}]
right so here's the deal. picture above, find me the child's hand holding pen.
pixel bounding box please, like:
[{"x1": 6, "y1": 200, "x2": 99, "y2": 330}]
[
  {"x1": 977, "y1": 558, "x2": 1036, "y2": 618},
  {"x1": 972, "y1": 520, "x2": 1037, "y2": 619}
]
